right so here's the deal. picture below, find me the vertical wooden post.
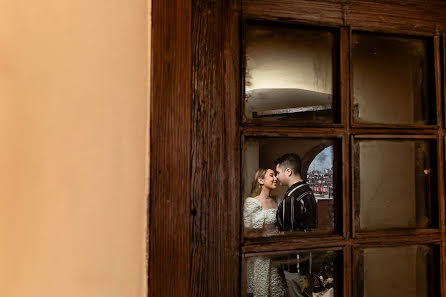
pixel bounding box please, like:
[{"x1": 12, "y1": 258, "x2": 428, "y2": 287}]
[
  {"x1": 150, "y1": 0, "x2": 192, "y2": 296},
  {"x1": 191, "y1": 1, "x2": 241, "y2": 296}
]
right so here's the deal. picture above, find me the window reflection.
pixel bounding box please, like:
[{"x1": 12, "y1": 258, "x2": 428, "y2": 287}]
[
  {"x1": 244, "y1": 22, "x2": 337, "y2": 123},
  {"x1": 244, "y1": 250, "x2": 341, "y2": 297},
  {"x1": 355, "y1": 245, "x2": 438, "y2": 297},
  {"x1": 243, "y1": 138, "x2": 340, "y2": 236},
  {"x1": 353, "y1": 139, "x2": 437, "y2": 231},
  {"x1": 352, "y1": 32, "x2": 435, "y2": 125}
]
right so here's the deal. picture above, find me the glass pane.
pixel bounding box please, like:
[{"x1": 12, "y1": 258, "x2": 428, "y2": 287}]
[
  {"x1": 243, "y1": 137, "x2": 341, "y2": 237},
  {"x1": 353, "y1": 139, "x2": 437, "y2": 231},
  {"x1": 244, "y1": 22, "x2": 338, "y2": 123},
  {"x1": 355, "y1": 245, "x2": 438, "y2": 297},
  {"x1": 243, "y1": 250, "x2": 342, "y2": 297},
  {"x1": 352, "y1": 32, "x2": 435, "y2": 125}
]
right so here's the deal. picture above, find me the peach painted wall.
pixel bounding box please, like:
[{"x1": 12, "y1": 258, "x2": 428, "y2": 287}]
[{"x1": 0, "y1": 0, "x2": 150, "y2": 296}]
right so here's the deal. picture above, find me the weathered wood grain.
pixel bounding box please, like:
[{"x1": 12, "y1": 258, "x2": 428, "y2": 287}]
[
  {"x1": 243, "y1": 233, "x2": 442, "y2": 254},
  {"x1": 191, "y1": 1, "x2": 241, "y2": 296},
  {"x1": 243, "y1": 0, "x2": 344, "y2": 27},
  {"x1": 150, "y1": 1, "x2": 446, "y2": 296},
  {"x1": 149, "y1": 0, "x2": 191, "y2": 296},
  {"x1": 243, "y1": 0, "x2": 446, "y2": 34}
]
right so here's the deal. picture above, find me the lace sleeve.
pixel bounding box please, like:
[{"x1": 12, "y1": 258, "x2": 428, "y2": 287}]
[{"x1": 244, "y1": 198, "x2": 266, "y2": 231}]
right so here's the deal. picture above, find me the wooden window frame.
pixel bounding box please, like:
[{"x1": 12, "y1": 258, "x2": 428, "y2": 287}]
[{"x1": 150, "y1": 1, "x2": 446, "y2": 297}]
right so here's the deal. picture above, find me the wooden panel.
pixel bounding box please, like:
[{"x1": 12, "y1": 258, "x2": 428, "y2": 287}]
[
  {"x1": 243, "y1": 0, "x2": 446, "y2": 34},
  {"x1": 243, "y1": 127, "x2": 441, "y2": 137},
  {"x1": 243, "y1": 246, "x2": 344, "y2": 258},
  {"x1": 345, "y1": 1, "x2": 441, "y2": 34},
  {"x1": 242, "y1": 233, "x2": 442, "y2": 253},
  {"x1": 350, "y1": 135, "x2": 359, "y2": 238},
  {"x1": 243, "y1": 122, "x2": 346, "y2": 128},
  {"x1": 349, "y1": 128, "x2": 440, "y2": 135},
  {"x1": 340, "y1": 27, "x2": 350, "y2": 127},
  {"x1": 441, "y1": 242, "x2": 446, "y2": 297},
  {"x1": 444, "y1": 35, "x2": 446, "y2": 129},
  {"x1": 243, "y1": 236, "x2": 346, "y2": 253},
  {"x1": 350, "y1": 234, "x2": 441, "y2": 247},
  {"x1": 435, "y1": 36, "x2": 443, "y2": 128},
  {"x1": 344, "y1": 245, "x2": 352, "y2": 297},
  {"x1": 243, "y1": 0, "x2": 344, "y2": 27},
  {"x1": 437, "y1": 135, "x2": 445, "y2": 234},
  {"x1": 149, "y1": 0, "x2": 191, "y2": 296},
  {"x1": 191, "y1": 1, "x2": 241, "y2": 297},
  {"x1": 343, "y1": 133, "x2": 350, "y2": 239},
  {"x1": 353, "y1": 134, "x2": 437, "y2": 139},
  {"x1": 353, "y1": 229, "x2": 441, "y2": 240},
  {"x1": 243, "y1": 126, "x2": 344, "y2": 137}
]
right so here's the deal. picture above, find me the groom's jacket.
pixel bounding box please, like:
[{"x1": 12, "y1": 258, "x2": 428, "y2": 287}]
[{"x1": 276, "y1": 181, "x2": 317, "y2": 232}]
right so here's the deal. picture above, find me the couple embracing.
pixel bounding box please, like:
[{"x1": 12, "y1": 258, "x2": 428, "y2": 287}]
[{"x1": 244, "y1": 153, "x2": 317, "y2": 297}]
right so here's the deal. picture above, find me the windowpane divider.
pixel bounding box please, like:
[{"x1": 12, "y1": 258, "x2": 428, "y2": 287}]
[
  {"x1": 349, "y1": 128, "x2": 440, "y2": 135},
  {"x1": 443, "y1": 34, "x2": 446, "y2": 130},
  {"x1": 353, "y1": 229, "x2": 442, "y2": 239},
  {"x1": 350, "y1": 123, "x2": 441, "y2": 130},
  {"x1": 350, "y1": 134, "x2": 358, "y2": 239},
  {"x1": 241, "y1": 121, "x2": 345, "y2": 128},
  {"x1": 439, "y1": 132, "x2": 445, "y2": 297},
  {"x1": 353, "y1": 134, "x2": 438, "y2": 140},
  {"x1": 242, "y1": 234, "x2": 442, "y2": 255},
  {"x1": 242, "y1": 127, "x2": 345, "y2": 137},
  {"x1": 340, "y1": 27, "x2": 350, "y2": 128},
  {"x1": 243, "y1": 245, "x2": 344, "y2": 258},
  {"x1": 435, "y1": 35, "x2": 443, "y2": 128},
  {"x1": 437, "y1": 135, "x2": 445, "y2": 234},
  {"x1": 441, "y1": 241, "x2": 446, "y2": 297},
  {"x1": 343, "y1": 27, "x2": 352, "y2": 245},
  {"x1": 343, "y1": 133, "x2": 350, "y2": 240},
  {"x1": 241, "y1": 126, "x2": 443, "y2": 135},
  {"x1": 243, "y1": 235, "x2": 345, "y2": 251}
]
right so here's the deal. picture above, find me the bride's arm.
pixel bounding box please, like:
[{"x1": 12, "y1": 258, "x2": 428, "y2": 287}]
[{"x1": 244, "y1": 199, "x2": 267, "y2": 231}]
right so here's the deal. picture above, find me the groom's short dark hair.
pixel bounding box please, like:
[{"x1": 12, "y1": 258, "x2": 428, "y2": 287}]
[{"x1": 274, "y1": 153, "x2": 302, "y2": 176}]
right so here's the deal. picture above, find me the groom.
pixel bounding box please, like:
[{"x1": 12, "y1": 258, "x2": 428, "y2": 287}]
[
  {"x1": 274, "y1": 153, "x2": 317, "y2": 232},
  {"x1": 274, "y1": 153, "x2": 317, "y2": 297}
]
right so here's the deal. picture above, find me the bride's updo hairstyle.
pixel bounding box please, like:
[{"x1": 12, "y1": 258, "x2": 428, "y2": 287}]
[{"x1": 250, "y1": 168, "x2": 268, "y2": 197}]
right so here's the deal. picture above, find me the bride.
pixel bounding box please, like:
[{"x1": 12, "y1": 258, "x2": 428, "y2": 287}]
[{"x1": 244, "y1": 168, "x2": 286, "y2": 297}]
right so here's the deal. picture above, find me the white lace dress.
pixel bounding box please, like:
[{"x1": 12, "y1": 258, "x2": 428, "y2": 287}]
[{"x1": 244, "y1": 197, "x2": 286, "y2": 297}]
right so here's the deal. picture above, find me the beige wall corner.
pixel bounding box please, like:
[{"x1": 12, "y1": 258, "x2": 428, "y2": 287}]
[{"x1": 0, "y1": 0, "x2": 150, "y2": 296}]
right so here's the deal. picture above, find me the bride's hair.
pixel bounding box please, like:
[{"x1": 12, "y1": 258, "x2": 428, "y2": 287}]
[{"x1": 250, "y1": 168, "x2": 268, "y2": 197}]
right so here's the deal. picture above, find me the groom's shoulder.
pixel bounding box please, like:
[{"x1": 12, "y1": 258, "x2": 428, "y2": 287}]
[{"x1": 286, "y1": 182, "x2": 311, "y2": 198}]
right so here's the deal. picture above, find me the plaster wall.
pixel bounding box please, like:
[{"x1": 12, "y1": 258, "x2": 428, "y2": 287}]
[{"x1": 0, "y1": 0, "x2": 150, "y2": 296}]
